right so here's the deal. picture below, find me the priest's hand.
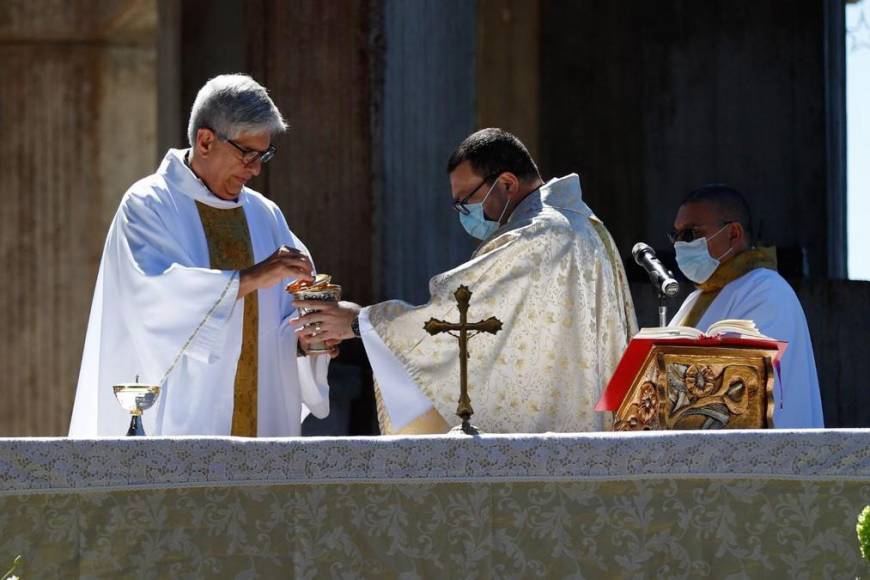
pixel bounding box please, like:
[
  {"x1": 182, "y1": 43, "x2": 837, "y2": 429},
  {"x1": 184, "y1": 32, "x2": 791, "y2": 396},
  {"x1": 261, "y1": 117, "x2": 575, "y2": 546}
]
[
  {"x1": 292, "y1": 300, "x2": 362, "y2": 343},
  {"x1": 239, "y1": 245, "x2": 313, "y2": 298},
  {"x1": 297, "y1": 337, "x2": 341, "y2": 359}
]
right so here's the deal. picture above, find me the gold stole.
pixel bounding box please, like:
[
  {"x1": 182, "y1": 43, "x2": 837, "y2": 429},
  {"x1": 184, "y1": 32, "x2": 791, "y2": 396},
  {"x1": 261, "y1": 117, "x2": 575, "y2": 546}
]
[
  {"x1": 677, "y1": 247, "x2": 778, "y2": 328},
  {"x1": 195, "y1": 202, "x2": 259, "y2": 437}
]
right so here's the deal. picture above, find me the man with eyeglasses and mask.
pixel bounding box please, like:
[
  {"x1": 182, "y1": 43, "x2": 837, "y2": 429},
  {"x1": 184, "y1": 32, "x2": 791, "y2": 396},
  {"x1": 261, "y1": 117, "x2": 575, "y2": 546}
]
[
  {"x1": 70, "y1": 74, "x2": 331, "y2": 437},
  {"x1": 668, "y1": 184, "x2": 824, "y2": 428},
  {"x1": 294, "y1": 128, "x2": 637, "y2": 434}
]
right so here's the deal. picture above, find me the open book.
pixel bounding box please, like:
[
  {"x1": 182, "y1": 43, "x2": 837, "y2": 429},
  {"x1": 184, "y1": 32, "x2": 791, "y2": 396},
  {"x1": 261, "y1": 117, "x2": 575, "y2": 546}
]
[
  {"x1": 596, "y1": 319, "x2": 786, "y2": 413},
  {"x1": 634, "y1": 319, "x2": 768, "y2": 340}
]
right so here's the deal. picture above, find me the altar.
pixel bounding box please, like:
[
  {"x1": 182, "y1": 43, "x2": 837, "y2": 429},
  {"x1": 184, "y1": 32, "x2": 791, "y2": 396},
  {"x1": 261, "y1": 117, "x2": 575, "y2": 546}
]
[{"x1": 1, "y1": 430, "x2": 869, "y2": 578}]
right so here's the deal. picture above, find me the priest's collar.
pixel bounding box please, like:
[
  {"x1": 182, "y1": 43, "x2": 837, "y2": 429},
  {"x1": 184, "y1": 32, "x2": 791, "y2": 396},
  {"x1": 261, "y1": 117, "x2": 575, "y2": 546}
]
[
  {"x1": 540, "y1": 173, "x2": 592, "y2": 216},
  {"x1": 159, "y1": 148, "x2": 250, "y2": 209},
  {"x1": 506, "y1": 173, "x2": 592, "y2": 227},
  {"x1": 505, "y1": 185, "x2": 544, "y2": 226}
]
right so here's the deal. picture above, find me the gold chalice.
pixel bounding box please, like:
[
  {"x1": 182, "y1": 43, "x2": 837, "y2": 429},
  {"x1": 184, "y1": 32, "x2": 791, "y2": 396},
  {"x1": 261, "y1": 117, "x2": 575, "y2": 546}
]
[
  {"x1": 113, "y1": 383, "x2": 161, "y2": 436},
  {"x1": 287, "y1": 274, "x2": 342, "y2": 355}
]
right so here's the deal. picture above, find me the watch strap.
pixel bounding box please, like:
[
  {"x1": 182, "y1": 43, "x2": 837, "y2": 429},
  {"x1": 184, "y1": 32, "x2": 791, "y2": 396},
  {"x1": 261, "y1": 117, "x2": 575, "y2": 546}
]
[{"x1": 351, "y1": 314, "x2": 361, "y2": 338}]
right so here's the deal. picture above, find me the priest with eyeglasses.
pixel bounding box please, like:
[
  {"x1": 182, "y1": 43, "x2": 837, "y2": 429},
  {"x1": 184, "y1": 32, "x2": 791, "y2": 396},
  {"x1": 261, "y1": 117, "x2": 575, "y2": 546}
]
[
  {"x1": 667, "y1": 184, "x2": 824, "y2": 428},
  {"x1": 294, "y1": 128, "x2": 637, "y2": 434},
  {"x1": 69, "y1": 74, "x2": 330, "y2": 437}
]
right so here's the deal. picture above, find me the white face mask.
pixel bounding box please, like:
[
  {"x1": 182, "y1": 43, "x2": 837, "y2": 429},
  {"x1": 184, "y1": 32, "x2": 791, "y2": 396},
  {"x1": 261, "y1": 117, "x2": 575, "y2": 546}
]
[{"x1": 674, "y1": 224, "x2": 734, "y2": 284}]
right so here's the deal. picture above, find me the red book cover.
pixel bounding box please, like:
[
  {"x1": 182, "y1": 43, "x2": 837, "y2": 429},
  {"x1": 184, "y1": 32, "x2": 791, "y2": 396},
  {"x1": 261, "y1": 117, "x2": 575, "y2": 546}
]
[{"x1": 595, "y1": 334, "x2": 787, "y2": 412}]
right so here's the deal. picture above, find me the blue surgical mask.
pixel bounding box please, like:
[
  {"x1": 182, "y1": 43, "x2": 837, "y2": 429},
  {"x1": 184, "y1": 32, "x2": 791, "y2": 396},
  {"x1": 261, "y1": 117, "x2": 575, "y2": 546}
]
[
  {"x1": 674, "y1": 224, "x2": 733, "y2": 284},
  {"x1": 458, "y1": 180, "x2": 508, "y2": 240}
]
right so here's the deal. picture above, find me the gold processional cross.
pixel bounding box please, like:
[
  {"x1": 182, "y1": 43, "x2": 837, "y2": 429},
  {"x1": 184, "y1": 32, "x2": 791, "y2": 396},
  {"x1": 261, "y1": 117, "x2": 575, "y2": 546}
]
[{"x1": 423, "y1": 285, "x2": 502, "y2": 435}]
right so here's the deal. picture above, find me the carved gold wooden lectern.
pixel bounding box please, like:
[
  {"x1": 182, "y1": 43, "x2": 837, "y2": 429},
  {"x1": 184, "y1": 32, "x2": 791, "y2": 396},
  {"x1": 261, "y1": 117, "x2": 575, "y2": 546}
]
[{"x1": 596, "y1": 335, "x2": 784, "y2": 431}]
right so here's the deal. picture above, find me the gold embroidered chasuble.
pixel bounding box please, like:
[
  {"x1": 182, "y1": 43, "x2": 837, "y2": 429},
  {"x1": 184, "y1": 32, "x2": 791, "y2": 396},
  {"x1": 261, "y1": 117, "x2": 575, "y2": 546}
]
[
  {"x1": 367, "y1": 174, "x2": 637, "y2": 434},
  {"x1": 196, "y1": 201, "x2": 259, "y2": 437},
  {"x1": 676, "y1": 247, "x2": 778, "y2": 328}
]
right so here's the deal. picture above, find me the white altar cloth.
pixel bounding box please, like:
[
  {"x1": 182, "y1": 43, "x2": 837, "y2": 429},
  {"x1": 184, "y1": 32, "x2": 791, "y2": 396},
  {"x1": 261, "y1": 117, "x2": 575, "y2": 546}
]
[
  {"x1": 3, "y1": 430, "x2": 870, "y2": 492},
  {"x1": 1, "y1": 431, "x2": 868, "y2": 577}
]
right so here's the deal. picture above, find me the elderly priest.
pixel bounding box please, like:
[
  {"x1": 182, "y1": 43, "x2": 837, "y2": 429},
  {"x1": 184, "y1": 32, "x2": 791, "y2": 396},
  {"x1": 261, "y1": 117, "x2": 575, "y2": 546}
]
[
  {"x1": 69, "y1": 74, "x2": 330, "y2": 437},
  {"x1": 668, "y1": 184, "x2": 824, "y2": 428},
  {"x1": 296, "y1": 128, "x2": 637, "y2": 434}
]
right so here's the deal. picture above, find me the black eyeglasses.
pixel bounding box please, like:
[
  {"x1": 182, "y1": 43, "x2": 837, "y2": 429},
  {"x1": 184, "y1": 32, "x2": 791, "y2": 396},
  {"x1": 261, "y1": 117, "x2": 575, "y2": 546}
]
[
  {"x1": 225, "y1": 138, "x2": 277, "y2": 166},
  {"x1": 668, "y1": 221, "x2": 734, "y2": 244},
  {"x1": 451, "y1": 173, "x2": 500, "y2": 215}
]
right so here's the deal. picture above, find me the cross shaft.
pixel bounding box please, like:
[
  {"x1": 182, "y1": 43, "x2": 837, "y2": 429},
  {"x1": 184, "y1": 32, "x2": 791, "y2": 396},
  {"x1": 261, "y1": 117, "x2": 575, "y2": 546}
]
[{"x1": 423, "y1": 285, "x2": 502, "y2": 434}]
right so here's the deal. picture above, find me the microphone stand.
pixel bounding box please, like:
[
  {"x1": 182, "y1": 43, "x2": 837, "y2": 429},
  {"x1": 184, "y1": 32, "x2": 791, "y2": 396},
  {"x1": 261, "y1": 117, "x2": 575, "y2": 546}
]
[{"x1": 658, "y1": 292, "x2": 668, "y2": 328}]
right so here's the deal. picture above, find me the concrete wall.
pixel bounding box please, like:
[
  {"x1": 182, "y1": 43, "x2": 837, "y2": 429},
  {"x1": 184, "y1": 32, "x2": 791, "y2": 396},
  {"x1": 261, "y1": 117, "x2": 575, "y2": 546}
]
[
  {"x1": 476, "y1": 0, "x2": 541, "y2": 165},
  {"x1": 794, "y1": 279, "x2": 870, "y2": 427},
  {"x1": 379, "y1": 0, "x2": 477, "y2": 304},
  {"x1": 540, "y1": 0, "x2": 833, "y2": 278},
  {"x1": 0, "y1": 0, "x2": 157, "y2": 435},
  {"x1": 252, "y1": 1, "x2": 376, "y2": 306}
]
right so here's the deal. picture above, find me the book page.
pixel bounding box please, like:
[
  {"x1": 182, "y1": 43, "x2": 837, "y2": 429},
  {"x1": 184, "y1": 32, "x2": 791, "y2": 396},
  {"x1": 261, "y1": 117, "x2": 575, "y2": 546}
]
[
  {"x1": 635, "y1": 320, "x2": 770, "y2": 340},
  {"x1": 705, "y1": 319, "x2": 767, "y2": 338},
  {"x1": 635, "y1": 326, "x2": 704, "y2": 339}
]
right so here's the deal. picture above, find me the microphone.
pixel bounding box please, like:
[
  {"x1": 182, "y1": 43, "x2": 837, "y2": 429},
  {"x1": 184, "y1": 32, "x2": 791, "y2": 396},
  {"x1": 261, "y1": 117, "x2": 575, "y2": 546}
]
[{"x1": 632, "y1": 242, "x2": 680, "y2": 297}]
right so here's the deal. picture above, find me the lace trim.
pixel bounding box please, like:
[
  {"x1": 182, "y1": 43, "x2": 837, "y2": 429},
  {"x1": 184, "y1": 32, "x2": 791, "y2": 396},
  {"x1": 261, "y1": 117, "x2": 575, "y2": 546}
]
[{"x1": 3, "y1": 431, "x2": 869, "y2": 493}]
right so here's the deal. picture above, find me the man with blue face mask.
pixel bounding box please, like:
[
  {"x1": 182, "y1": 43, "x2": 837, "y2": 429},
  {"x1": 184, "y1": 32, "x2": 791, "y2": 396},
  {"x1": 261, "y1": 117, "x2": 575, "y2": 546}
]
[
  {"x1": 668, "y1": 184, "x2": 824, "y2": 428},
  {"x1": 295, "y1": 128, "x2": 637, "y2": 434}
]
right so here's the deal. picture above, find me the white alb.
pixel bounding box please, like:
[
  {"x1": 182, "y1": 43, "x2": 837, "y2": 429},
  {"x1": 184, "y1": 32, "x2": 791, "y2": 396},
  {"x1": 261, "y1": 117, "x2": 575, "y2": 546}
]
[{"x1": 69, "y1": 149, "x2": 329, "y2": 437}]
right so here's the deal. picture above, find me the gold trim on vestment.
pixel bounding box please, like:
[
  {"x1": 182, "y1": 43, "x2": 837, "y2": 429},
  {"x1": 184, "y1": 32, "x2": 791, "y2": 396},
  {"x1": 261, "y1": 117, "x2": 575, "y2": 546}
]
[
  {"x1": 196, "y1": 201, "x2": 259, "y2": 437},
  {"x1": 679, "y1": 247, "x2": 778, "y2": 328}
]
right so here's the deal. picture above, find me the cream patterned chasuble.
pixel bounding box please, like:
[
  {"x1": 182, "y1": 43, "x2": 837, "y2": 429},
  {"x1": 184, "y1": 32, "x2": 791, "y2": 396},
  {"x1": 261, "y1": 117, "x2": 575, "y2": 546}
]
[{"x1": 363, "y1": 174, "x2": 637, "y2": 434}]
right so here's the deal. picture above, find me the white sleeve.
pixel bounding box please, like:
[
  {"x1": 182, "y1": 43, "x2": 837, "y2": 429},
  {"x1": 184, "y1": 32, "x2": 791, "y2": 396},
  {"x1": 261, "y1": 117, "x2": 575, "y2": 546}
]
[
  {"x1": 70, "y1": 194, "x2": 242, "y2": 437},
  {"x1": 359, "y1": 307, "x2": 433, "y2": 429},
  {"x1": 286, "y1": 317, "x2": 331, "y2": 420},
  {"x1": 115, "y1": 195, "x2": 241, "y2": 378}
]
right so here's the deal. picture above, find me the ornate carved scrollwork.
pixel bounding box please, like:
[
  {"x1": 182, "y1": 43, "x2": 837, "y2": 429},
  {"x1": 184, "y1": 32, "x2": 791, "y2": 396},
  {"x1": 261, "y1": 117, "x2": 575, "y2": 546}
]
[
  {"x1": 613, "y1": 381, "x2": 659, "y2": 431},
  {"x1": 614, "y1": 346, "x2": 775, "y2": 431}
]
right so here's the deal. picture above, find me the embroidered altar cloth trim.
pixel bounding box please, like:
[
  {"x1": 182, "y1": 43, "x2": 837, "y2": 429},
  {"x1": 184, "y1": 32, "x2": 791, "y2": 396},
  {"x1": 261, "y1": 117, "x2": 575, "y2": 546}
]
[{"x1": 1, "y1": 430, "x2": 868, "y2": 494}]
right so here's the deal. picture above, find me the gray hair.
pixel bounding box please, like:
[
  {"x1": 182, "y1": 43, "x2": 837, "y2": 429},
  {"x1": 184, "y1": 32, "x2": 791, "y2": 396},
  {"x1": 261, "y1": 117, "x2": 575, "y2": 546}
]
[{"x1": 187, "y1": 74, "x2": 287, "y2": 146}]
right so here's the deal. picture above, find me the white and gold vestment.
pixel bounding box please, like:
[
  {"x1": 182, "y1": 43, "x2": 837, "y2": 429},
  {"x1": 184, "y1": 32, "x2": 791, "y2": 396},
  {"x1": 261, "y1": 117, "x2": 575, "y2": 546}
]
[{"x1": 361, "y1": 174, "x2": 637, "y2": 434}]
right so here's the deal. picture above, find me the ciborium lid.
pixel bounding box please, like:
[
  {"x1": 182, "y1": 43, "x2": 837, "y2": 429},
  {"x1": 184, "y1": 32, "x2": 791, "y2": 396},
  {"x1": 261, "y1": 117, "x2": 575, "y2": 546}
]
[{"x1": 286, "y1": 273, "x2": 332, "y2": 294}]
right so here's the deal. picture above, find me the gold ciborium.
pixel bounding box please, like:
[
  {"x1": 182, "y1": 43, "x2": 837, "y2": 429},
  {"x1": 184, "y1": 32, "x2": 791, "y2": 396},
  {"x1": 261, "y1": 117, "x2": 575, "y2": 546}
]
[
  {"x1": 286, "y1": 274, "x2": 342, "y2": 355},
  {"x1": 113, "y1": 383, "x2": 161, "y2": 436}
]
